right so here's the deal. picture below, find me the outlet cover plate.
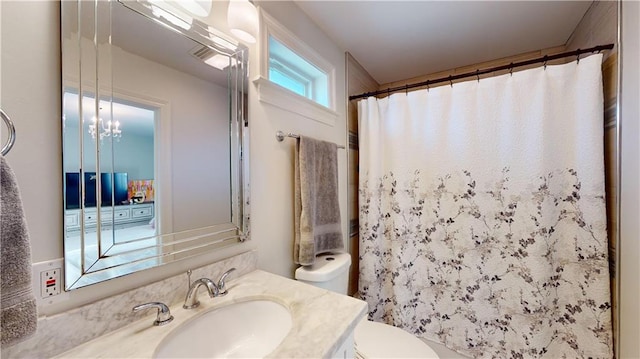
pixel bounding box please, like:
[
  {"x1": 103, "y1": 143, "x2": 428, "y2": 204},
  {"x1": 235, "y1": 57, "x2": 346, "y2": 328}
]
[{"x1": 32, "y1": 259, "x2": 69, "y2": 306}]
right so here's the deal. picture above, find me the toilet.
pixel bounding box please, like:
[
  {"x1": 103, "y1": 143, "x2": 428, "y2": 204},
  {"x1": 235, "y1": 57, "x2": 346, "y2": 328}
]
[{"x1": 295, "y1": 253, "x2": 440, "y2": 358}]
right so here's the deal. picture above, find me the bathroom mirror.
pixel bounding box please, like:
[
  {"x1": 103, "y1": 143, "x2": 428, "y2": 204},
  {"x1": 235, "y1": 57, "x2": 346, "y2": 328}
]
[{"x1": 61, "y1": 0, "x2": 249, "y2": 290}]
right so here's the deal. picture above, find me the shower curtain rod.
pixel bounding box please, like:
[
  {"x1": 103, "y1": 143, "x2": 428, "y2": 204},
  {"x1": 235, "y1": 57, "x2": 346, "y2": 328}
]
[{"x1": 349, "y1": 43, "x2": 614, "y2": 101}]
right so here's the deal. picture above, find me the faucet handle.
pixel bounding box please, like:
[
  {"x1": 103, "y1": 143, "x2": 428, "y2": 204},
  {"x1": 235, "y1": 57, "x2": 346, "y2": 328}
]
[
  {"x1": 217, "y1": 268, "x2": 236, "y2": 296},
  {"x1": 132, "y1": 302, "x2": 174, "y2": 326}
]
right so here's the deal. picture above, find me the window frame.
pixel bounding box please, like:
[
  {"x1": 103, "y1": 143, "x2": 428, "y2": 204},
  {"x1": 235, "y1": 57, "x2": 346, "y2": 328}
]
[{"x1": 254, "y1": 9, "x2": 338, "y2": 126}]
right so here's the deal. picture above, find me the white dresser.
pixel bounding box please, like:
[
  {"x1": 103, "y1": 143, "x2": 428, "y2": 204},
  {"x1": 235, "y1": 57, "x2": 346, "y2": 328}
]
[{"x1": 65, "y1": 203, "x2": 154, "y2": 232}]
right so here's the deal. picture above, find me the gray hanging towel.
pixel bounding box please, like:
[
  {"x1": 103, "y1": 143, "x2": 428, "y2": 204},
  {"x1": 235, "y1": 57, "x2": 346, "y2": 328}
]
[
  {"x1": 1, "y1": 156, "x2": 37, "y2": 346},
  {"x1": 294, "y1": 136, "x2": 344, "y2": 266}
]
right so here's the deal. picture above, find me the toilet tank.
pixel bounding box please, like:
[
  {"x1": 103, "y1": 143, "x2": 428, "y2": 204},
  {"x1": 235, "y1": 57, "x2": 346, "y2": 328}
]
[{"x1": 294, "y1": 253, "x2": 351, "y2": 295}]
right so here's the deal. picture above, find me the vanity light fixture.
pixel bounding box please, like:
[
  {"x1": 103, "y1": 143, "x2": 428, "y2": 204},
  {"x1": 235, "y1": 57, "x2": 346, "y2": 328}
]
[
  {"x1": 174, "y1": 0, "x2": 212, "y2": 17},
  {"x1": 227, "y1": 0, "x2": 258, "y2": 44},
  {"x1": 150, "y1": 3, "x2": 192, "y2": 30}
]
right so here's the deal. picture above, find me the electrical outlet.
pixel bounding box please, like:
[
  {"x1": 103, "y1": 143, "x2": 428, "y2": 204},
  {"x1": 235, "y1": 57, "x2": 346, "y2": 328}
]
[
  {"x1": 32, "y1": 259, "x2": 69, "y2": 306},
  {"x1": 40, "y1": 268, "x2": 61, "y2": 297}
]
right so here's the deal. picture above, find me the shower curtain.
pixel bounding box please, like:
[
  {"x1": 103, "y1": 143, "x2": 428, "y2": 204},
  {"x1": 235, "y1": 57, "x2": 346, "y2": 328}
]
[{"x1": 358, "y1": 54, "x2": 612, "y2": 358}]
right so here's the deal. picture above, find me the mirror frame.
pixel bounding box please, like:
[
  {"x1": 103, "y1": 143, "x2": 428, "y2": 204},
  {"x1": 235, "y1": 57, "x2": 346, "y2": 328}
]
[{"x1": 61, "y1": 0, "x2": 250, "y2": 290}]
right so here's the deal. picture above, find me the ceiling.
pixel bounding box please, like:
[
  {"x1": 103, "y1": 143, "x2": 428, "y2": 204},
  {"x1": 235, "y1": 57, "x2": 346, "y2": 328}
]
[
  {"x1": 112, "y1": 1, "x2": 231, "y2": 88},
  {"x1": 67, "y1": 1, "x2": 236, "y2": 136},
  {"x1": 294, "y1": 1, "x2": 593, "y2": 85}
]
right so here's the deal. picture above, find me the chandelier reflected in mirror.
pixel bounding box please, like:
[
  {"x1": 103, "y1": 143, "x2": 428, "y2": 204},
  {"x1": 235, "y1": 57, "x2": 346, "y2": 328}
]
[{"x1": 88, "y1": 116, "x2": 122, "y2": 141}]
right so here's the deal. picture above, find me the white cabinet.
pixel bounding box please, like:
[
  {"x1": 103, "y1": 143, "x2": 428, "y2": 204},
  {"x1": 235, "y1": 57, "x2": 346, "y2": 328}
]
[
  {"x1": 65, "y1": 203, "x2": 154, "y2": 232},
  {"x1": 131, "y1": 205, "x2": 153, "y2": 218},
  {"x1": 65, "y1": 212, "x2": 80, "y2": 228},
  {"x1": 330, "y1": 332, "x2": 355, "y2": 359}
]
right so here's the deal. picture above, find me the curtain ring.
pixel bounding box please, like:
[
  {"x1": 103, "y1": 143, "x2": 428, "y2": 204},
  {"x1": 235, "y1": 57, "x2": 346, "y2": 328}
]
[
  {"x1": 387, "y1": 87, "x2": 391, "y2": 97},
  {"x1": 405, "y1": 84, "x2": 409, "y2": 95},
  {"x1": 426, "y1": 81, "x2": 430, "y2": 92},
  {"x1": 543, "y1": 55, "x2": 548, "y2": 70},
  {"x1": 476, "y1": 69, "x2": 480, "y2": 82},
  {"x1": 576, "y1": 49, "x2": 581, "y2": 64},
  {"x1": 448, "y1": 75, "x2": 453, "y2": 88},
  {"x1": 509, "y1": 63, "x2": 514, "y2": 76}
]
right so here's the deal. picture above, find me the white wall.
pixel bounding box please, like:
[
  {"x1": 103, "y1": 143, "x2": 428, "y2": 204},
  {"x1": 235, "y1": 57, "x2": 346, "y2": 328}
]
[
  {"x1": 106, "y1": 42, "x2": 233, "y2": 230},
  {"x1": 62, "y1": 22, "x2": 233, "y2": 226},
  {"x1": 64, "y1": 128, "x2": 155, "y2": 181},
  {"x1": 249, "y1": 1, "x2": 348, "y2": 278},
  {"x1": 619, "y1": 1, "x2": 640, "y2": 357},
  {"x1": 1, "y1": 0, "x2": 62, "y2": 265},
  {"x1": 111, "y1": 133, "x2": 155, "y2": 181}
]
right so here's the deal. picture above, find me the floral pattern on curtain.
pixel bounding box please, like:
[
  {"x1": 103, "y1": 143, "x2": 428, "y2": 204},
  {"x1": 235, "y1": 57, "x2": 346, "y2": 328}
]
[{"x1": 358, "y1": 54, "x2": 613, "y2": 358}]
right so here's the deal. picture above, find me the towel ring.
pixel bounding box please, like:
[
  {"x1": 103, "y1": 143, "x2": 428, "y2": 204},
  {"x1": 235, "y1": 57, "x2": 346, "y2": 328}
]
[{"x1": 1, "y1": 109, "x2": 16, "y2": 156}]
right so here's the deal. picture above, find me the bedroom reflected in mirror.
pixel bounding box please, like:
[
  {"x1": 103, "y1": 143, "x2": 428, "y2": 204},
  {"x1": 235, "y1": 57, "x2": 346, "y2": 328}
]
[
  {"x1": 63, "y1": 91, "x2": 160, "y2": 286},
  {"x1": 62, "y1": 0, "x2": 249, "y2": 290}
]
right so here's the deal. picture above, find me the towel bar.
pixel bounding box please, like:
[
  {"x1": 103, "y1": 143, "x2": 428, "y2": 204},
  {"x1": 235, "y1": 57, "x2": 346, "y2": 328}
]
[
  {"x1": 1, "y1": 109, "x2": 16, "y2": 156},
  {"x1": 276, "y1": 130, "x2": 345, "y2": 149}
]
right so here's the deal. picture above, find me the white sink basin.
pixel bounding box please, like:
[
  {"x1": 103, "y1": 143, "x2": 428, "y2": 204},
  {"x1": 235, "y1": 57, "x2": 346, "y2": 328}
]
[{"x1": 154, "y1": 300, "x2": 292, "y2": 358}]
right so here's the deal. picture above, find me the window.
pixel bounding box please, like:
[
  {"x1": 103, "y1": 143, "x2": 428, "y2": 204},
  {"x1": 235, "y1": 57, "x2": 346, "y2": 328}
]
[
  {"x1": 255, "y1": 10, "x2": 337, "y2": 125},
  {"x1": 268, "y1": 35, "x2": 329, "y2": 107}
]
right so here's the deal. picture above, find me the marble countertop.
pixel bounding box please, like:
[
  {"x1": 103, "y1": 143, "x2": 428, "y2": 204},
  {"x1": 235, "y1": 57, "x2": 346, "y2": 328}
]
[{"x1": 55, "y1": 270, "x2": 368, "y2": 358}]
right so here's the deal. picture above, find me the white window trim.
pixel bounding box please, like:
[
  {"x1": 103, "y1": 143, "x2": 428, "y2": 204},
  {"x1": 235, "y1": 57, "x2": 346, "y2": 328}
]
[{"x1": 254, "y1": 8, "x2": 338, "y2": 126}]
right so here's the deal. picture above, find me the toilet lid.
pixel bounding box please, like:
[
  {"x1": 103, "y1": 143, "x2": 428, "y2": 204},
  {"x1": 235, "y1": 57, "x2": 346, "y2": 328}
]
[{"x1": 354, "y1": 320, "x2": 440, "y2": 358}]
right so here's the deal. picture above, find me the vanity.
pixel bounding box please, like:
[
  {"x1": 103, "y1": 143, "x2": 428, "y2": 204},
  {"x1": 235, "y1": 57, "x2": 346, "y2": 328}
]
[{"x1": 54, "y1": 270, "x2": 367, "y2": 358}]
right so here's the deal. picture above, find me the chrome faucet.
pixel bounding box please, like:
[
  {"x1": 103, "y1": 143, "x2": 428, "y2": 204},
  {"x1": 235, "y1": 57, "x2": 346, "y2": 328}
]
[
  {"x1": 183, "y1": 278, "x2": 218, "y2": 309},
  {"x1": 132, "y1": 302, "x2": 173, "y2": 326},
  {"x1": 217, "y1": 267, "x2": 236, "y2": 296}
]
